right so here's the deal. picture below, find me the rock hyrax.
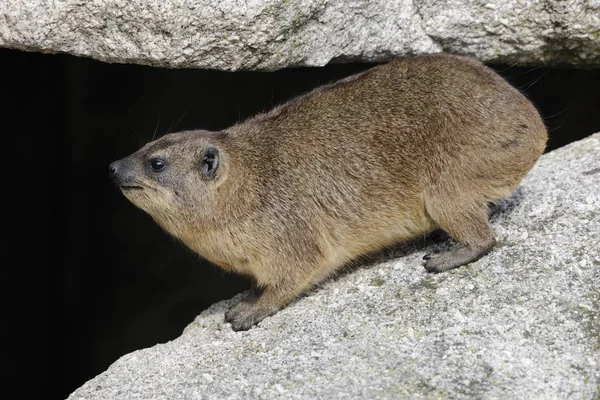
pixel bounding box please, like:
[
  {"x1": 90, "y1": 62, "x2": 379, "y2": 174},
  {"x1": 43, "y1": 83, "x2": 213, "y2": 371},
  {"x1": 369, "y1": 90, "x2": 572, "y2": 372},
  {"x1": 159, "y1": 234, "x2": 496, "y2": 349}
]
[{"x1": 110, "y1": 53, "x2": 547, "y2": 331}]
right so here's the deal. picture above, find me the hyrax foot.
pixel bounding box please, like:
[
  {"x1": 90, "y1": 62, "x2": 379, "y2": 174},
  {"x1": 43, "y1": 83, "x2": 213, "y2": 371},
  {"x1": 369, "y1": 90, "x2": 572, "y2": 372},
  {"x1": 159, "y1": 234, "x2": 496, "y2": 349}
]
[
  {"x1": 424, "y1": 192, "x2": 497, "y2": 273},
  {"x1": 224, "y1": 302, "x2": 250, "y2": 323},
  {"x1": 230, "y1": 303, "x2": 280, "y2": 331},
  {"x1": 224, "y1": 289, "x2": 259, "y2": 323},
  {"x1": 424, "y1": 240, "x2": 496, "y2": 273},
  {"x1": 227, "y1": 282, "x2": 304, "y2": 331}
]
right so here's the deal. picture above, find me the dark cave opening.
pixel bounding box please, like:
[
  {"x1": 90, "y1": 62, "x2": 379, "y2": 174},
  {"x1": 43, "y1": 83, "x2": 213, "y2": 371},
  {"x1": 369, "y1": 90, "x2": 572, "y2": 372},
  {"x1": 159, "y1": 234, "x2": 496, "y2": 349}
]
[{"x1": 2, "y1": 48, "x2": 598, "y2": 400}]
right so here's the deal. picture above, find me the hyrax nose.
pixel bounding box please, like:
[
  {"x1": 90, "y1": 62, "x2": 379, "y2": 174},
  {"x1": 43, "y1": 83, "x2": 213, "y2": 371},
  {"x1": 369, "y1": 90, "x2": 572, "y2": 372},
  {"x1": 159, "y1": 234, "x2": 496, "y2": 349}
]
[{"x1": 109, "y1": 160, "x2": 122, "y2": 179}]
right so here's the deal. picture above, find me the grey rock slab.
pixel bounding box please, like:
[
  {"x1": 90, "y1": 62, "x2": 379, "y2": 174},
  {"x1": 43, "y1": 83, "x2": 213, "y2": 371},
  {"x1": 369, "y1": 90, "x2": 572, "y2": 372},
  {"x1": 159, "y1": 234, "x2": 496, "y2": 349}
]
[
  {"x1": 69, "y1": 133, "x2": 600, "y2": 400},
  {"x1": 2, "y1": 0, "x2": 600, "y2": 70}
]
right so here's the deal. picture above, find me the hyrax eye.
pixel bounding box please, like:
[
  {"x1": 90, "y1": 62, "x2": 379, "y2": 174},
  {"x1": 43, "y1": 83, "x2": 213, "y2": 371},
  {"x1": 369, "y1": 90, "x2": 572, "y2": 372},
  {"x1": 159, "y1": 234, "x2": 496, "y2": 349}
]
[{"x1": 149, "y1": 159, "x2": 166, "y2": 172}]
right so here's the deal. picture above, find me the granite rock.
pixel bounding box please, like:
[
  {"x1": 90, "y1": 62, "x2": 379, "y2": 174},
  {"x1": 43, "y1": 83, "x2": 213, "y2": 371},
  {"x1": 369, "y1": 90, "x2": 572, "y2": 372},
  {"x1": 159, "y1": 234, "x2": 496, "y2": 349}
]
[
  {"x1": 68, "y1": 133, "x2": 600, "y2": 399},
  {"x1": 2, "y1": 0, "x2": 600, "y2": 70}
]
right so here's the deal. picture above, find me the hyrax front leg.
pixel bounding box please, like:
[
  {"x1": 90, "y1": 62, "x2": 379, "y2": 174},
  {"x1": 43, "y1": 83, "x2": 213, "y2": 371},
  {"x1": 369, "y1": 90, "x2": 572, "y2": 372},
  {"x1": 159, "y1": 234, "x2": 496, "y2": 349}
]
[
  {"x1": 229, "y1": 279, "x2": 307, "y2": 331},
  {"x1": 423, "y1": 192, "x2": 496, "y2": 273}
]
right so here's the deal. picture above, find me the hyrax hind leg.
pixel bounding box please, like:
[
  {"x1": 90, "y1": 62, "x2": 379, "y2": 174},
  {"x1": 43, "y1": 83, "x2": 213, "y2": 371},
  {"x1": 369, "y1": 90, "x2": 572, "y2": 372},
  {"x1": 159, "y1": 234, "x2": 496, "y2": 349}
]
[{"x1": 423, "y1": 188, "x2": 496, "y2": 273}]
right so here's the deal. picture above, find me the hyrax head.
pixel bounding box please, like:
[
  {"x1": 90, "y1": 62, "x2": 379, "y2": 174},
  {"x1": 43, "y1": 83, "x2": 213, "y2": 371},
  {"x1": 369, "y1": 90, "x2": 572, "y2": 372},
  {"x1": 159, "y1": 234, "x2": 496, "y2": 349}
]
[{"x1": 109, "y1": 131, "x2": 227, "y2": 229}]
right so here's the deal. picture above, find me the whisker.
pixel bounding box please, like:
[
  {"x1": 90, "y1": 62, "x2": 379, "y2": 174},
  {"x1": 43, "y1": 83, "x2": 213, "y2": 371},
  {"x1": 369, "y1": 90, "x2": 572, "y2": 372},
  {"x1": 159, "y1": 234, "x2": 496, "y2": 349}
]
[
  {"x1": 497, "y1": 61, "x2": 520, "y2": 72},
  {"x1": 544, "y1": 99, "x2": 575, "y2": 120},
  {"x1": 520, "y1": 71, "x2": 548, "y2": 91},
  {"x1": 512, "y1": 66, "x2": 542, "y2": 77},
  {"x1": 166, "y1": 105, "x2": 192, "y2": 136},
  {"x1": 151, "y1": 114, "x2": 161, "y2": 142},
  {"x1": 128, "y1": 109, "x2": 142, "y2": 145}
]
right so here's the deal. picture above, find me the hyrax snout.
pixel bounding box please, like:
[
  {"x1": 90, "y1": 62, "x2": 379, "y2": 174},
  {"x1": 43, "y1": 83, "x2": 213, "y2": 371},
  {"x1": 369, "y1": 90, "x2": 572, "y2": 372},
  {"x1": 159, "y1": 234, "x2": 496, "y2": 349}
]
[{"x1": 111, "y1": 53, "x2": 547, "y2": 331}]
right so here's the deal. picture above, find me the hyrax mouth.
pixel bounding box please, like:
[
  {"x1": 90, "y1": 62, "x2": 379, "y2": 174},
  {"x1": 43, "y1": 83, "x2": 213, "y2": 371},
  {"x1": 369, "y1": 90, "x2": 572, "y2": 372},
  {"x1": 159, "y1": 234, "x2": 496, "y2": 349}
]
[{"x1": 120, "y1": 185, "x2": 144, "y2": 191}]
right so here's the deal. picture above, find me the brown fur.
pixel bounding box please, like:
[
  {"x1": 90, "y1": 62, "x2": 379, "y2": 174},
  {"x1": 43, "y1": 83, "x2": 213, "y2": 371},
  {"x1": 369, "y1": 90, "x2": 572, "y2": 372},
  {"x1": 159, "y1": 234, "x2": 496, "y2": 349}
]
[{"x1": 110, "y1": 53, "x2": 547, "y2": 331}]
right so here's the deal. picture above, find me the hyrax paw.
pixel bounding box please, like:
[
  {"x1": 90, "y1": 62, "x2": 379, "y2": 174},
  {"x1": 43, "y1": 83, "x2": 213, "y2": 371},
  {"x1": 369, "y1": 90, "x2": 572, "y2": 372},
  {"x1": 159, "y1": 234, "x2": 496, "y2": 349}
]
[
  {"x1": 423, "y1": 251, "x2": 468, "y2": 273},
  {"x1": 224, "y1": 301, "x2": 251, "y2": 323},
  {"x1": 229, "y1": 306, "x2": 278, "y2": 332},
  {"x1": 423, "y1": 254, "x2": 455, "y2": 273},
  {"x1": 424, "y1": 258, "x2": 443, "y2": 273},
  {"x1": 230, "y1": 315, "x2": 258, "y2": 332},
  {"x1": 423, "y1": 244, "x2": 491, "y2": 273}
]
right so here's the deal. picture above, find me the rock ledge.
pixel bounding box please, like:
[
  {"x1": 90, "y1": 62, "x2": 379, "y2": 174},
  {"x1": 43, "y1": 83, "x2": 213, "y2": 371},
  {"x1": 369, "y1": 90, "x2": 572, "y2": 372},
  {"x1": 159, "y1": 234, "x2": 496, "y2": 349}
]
[
  {"x1": 69, "y1": 133, "x2": 600, "y2": 399},
  {"x1": 2, "y1": 0, "x2": 600, "y2": 70}
]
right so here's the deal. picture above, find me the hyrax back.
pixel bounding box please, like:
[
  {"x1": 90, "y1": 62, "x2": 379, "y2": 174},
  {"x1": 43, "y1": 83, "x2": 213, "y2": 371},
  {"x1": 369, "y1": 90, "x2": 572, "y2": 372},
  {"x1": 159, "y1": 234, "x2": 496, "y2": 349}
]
[{"x1": 111, "y1": 53, "x2": 547, "y2": 331}]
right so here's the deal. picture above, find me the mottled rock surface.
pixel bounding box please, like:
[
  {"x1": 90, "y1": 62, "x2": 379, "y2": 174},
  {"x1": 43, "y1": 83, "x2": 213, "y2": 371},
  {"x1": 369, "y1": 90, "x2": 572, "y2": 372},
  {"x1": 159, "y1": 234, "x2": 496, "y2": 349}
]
[
  {"x1": 69, "y1": 134, "x2": 599, "y2": 399},
  {"x1": 2, "y1": 0, "x2": 600, "y2": 70}
]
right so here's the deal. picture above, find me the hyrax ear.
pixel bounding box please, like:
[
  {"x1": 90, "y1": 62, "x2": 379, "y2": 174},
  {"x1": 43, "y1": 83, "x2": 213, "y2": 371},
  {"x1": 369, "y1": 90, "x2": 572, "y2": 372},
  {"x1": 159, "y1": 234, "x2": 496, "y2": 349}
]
[{"x1": 201, "y1": 146, "x2": 220, "y2": 179}]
